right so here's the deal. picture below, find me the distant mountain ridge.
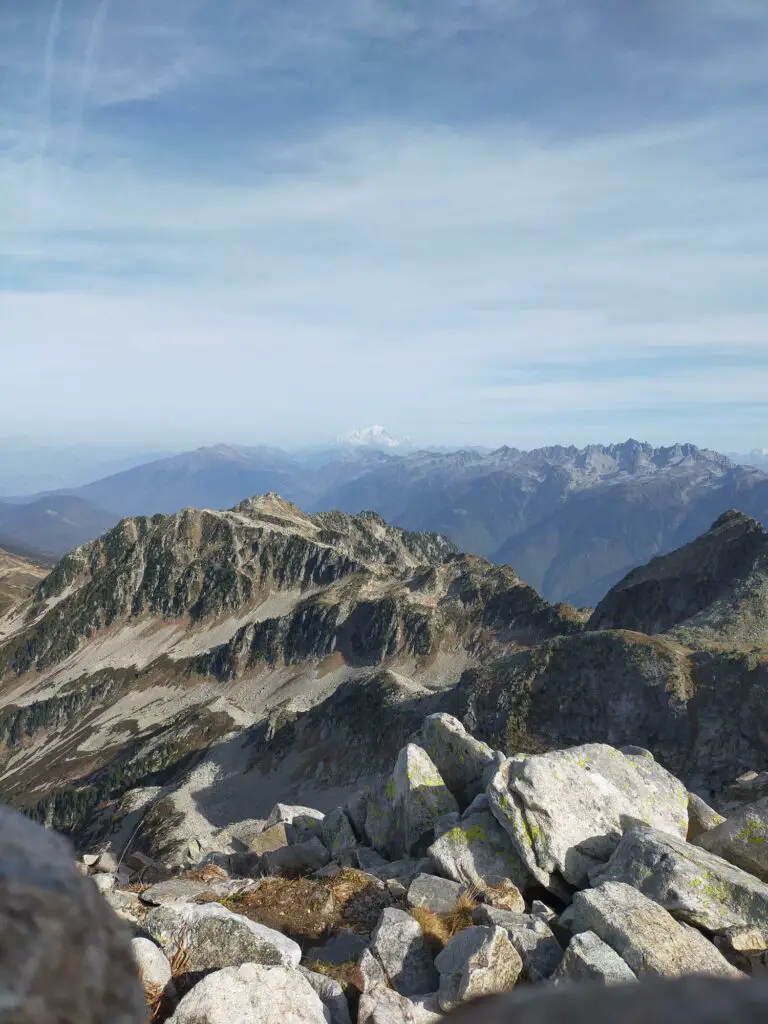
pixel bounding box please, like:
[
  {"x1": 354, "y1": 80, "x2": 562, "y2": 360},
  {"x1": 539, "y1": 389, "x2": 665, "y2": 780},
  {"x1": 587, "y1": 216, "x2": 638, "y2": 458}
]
[{"x1": 5, "y1": 438, "x2": 768, "y2": 606}]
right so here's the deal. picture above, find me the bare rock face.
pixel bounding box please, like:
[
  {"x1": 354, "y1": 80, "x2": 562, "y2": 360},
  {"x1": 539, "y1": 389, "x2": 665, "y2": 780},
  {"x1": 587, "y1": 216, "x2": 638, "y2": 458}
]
[
  {"x1": 486, "y1": 744, "x2": 688, "y2": 892},
  {"x1": 0, "y1": 805, "x2": 146, "y2": 1023}
]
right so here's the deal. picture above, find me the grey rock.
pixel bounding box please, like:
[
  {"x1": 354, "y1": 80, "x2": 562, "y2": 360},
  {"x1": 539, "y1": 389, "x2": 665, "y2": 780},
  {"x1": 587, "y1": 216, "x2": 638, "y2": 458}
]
[
  {"x1": 131, "y1": 937, "x2": 175, "y2": 1001},
  {"x1": 438, "y1": 975, "x2": 768, "y2": 1024},
  {"x1": 306, "y1": 928, "x2": 370, "y2": 966},
  {"x1": 359, "y1": 948, "x2": 390, "y2": 992},
  {"x1": 371, "y1": 907, "x2": 439, "y2": 996},
  {"x1": 146, "y1": 900, "x2": 301, "y2": 972},
  {"x1": 591, "y1": 823, "x2": 768, "y2": 934},
  {"x1": 245, "y1": 823, "x2": 292, "y2": 856},
  {"x1": 487, "y1": 744, "x2": 688, "y2": 892},
  {"x1": 473, "y1": 906, "x2": 563, "y2": 982},
  {"x1": 551, "y1": 931, "x2": 637, "y2": 985},
  {"x1": 563, "y1": 881, "x2": 741, "y2": 979},
  {"x1": 262, "y1": 836, "x2": 332, "y2": 877},
  {"x1": 167, "y1": 963, "x2": 330, "y2": 1024},
  {"x1": 407, "y1": 873, "x2": 463, "y2": 915},
  {"x1": 366, "y1": 745, "x2": 459, "y2": 859},
  {"x1": 356, "y1": 847, "x2": 392, "y2": 873},
  {"x1": 371, "y1": 857, "x2": 435, "y2": 885},
  {"x1": 417, "y1": 713, "x2": 495, "y2": 807},
  {"x1": 688, "y1": 792, "x2": 727, "y2": 841},
  {"x1": 103, "y1": 888, "x2": 145, "y2": 928},
  {"x1": 93, "y1": 872, "x2": 117, "y2": 893},
  {"x1": 93, "y1": 850, "x2": 120, "y2": 874},
  {"x1": 435, "y1": 925, "x2": 522, "y2": 1011},
  {"x1": 0, "y1": 804, "x2": 146, "y2": 1023},
  {"x1": 358, "y1": 988, "x2": 442, "y2": 1024},
  {"x1": 267, "y1": 803, "x2": 326, "y2": 828},
  {"x1": 694, "y1": 797, "x2": 768, "y2": 881},
  {"x1": 428, "y1": 809, "x2": 530, "y2": 896},
  {"x1": 140, "y1": 877, "x2": 215, "y2": 905},
  {"x1": 298, "y1": 966, "x2": 352, "y2": 1024},
  {"x1": 322, "y1": 808, "x2": 359, "y2": 861}
]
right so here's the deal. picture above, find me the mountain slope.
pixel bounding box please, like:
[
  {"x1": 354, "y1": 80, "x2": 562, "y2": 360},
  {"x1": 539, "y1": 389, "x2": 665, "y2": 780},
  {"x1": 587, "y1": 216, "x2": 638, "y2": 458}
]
[
  {"x1": 0, "y1": 549, "x2": 48, "y2": 616},
  {"x1": 588, "y1": 510, "x2": 768, "y2": 646},
  {"x1": 0, "y1": 495, "x2": 118, "y2": 559},
  {"x1": 0, "y1": 493, "x2": 579, "y2": 851}
]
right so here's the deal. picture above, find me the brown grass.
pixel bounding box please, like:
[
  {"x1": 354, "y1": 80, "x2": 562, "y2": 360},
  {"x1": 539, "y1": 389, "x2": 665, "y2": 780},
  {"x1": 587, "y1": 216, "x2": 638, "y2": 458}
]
[
  {"x1": 145, "y1": 930, "x2": 191, "y2": 1022},
  {"x1": 223, "y1": 869, "x2": 396, "y2": 945},
  {"x1": 411, "y1": 889, "x2": 478, "y2": 953}
]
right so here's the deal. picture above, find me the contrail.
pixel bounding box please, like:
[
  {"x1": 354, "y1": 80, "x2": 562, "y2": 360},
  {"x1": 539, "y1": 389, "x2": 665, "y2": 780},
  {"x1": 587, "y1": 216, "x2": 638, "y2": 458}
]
[
  {"x1": 39, "y1": 0, "x2": 65, "y2": 167},
  {"x1": 69, "y1": 0, "x2": 111, "y2": 166}
]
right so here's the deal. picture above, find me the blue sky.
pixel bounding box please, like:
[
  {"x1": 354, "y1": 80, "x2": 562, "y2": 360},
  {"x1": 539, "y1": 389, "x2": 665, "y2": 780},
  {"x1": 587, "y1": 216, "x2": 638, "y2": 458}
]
[{"x1": 2, "y1": 0, "x2": 768, "y2": 451}]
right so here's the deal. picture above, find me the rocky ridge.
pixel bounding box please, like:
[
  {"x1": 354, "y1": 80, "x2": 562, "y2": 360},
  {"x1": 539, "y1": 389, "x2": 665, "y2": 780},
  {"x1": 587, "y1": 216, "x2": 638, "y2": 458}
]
[{"x1": 0, "y1": 493, "x2": 578, "y2": 851}]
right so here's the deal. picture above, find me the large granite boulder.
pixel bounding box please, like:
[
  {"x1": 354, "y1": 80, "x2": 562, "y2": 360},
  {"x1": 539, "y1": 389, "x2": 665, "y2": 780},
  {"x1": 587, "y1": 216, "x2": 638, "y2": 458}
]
[
  {"x1": 472, "y1": 906, "x2": 563, "y2": 982},
  {"x1": 146, "y1": 900, "x2": 301, "y2": 972},
  {"x1": 428, "y1": 808, "x2": 531, "y2": 896},
  {"x1": 370, "y1": 908, "x2": 439, "y2": 996},
  {"x1": 435, "y1": 925, "x2": 522, "y2": 1011},
  {"x1": 167, "y1": 963, "x2": 330, "y2": 1024},
  {"x1": 561, "y1": 881, "x2": 741, "y2": 979},
  {"x1": 551, "y1": 931, "x2": 637, "y2": 985},
  {"x1": 364, "y1": 745, "x2": 459, "y2": 859},
  {"x1": 417, "y1": 714, "x2": 496, "y2": 806},
  {"x1": 591, "y1": 824, "x2": 768, "y2": 934},
  {"x1": 487, "y1": 744, "x2": 689, "y2": 891},
  {"x1": 693, "y1": 797, "x2": 768, "y2": 882}
]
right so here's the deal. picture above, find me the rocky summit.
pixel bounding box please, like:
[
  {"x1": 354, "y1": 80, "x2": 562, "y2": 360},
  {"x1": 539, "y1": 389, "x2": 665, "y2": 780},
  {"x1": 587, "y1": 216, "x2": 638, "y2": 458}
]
[{"x1": 2, "y1": 495, "x2": 768, "y2": 1020}]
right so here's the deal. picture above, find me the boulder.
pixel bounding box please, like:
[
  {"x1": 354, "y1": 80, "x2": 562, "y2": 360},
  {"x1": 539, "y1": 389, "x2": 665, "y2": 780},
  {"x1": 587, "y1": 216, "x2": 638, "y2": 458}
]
[
  {"x1": 473, "y1": 906, "x2": 563, "y2": 982},
  {"x1": 371, "y1": 858, "x2": 435, "y2": 886},
  {"x1": 439, "y1": 975, "x2": 768, "y2": 1024},
  {"x1": 167, "y1": 963, "x2": 330, "y2": 1024},
  {"x1": 358, "y1": 989, "x2": 442, "y2": 1024},
  {"x1": 688, "y1": 793, "x2": 726, "y2": 841},
  {"x1": 140, "y1": 878, "x2": 216, "y2": 905},
  {"x1": 551, "y1": 931, "x2": 637, "y2": 985},
  {"x1": 92, "y1": 850, "x2": 120, "y2": 874},
  {"x1": 434, "y1": 925, "x2": 522, "y2": 1011},
  {"x1": 693, "y1": 797, "x2": 768, "y2": 881},
  {"x1": 366, "y1": 745, "x2": 459, "y2": 859},
  {"x1": 267, "y1": 803, "x2": 326, "y2": 829},
  {"x1": 417, "y1": 714, "x2": 496, "y2": 806},
  {"x1": 562, "y1": 881, "x2": 741, "y2": 979},
  {"x1": 407, "y1": 873, "x2": 464, "y2": 915},
  {"x1": 591, "y1": 823, "x2": 768, "y2": 934},
  {"x1": 93, "y1": 873, "x2": 116, "y2": 894},
  {"x1": 370, "y1": 908, "x2": 439, "y2": 996},
  {"x1": 306, "y1": 928, "x2": 369, "y2": 966},
  {"x1": 322, "y1": 808, "x2": 359, "y2": 862},
  {"x1": 246, "y1": 823, "x2": 292, "y2": 856},
  {"x1": 487, "y1": 744, "x2": 688, "y2": 892},
  {"x1": 0, "y1": 804, "x2": 146, "y2": 1023},
  {"x1": 297, "y1": 967, "x2": 352, "y2": 1024},
  {"x1": 146, "y1": 900, "x2": 301, "y2": 972},
  {"x1": 261, "y1": 837, "x2": 332, "y2": 877},
  {"x1": 428, "y1": 809, "x2": 530, "y2": 896},
  {"x1": 359, "y1": 948, "x2": 390, "y2": 992},
  {"x1": 131, "y1": 937, "x2": 175, "y2": 1002}
]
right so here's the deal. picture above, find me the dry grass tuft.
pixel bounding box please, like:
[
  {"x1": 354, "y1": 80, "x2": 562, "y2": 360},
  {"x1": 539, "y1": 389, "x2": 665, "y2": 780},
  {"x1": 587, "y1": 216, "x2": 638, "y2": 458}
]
[
  {"x1": 223, "y1": 869, "x2": 395, "y2": 944},
  {"x1": 411, "y1": 888, "x2": 478, "y2": 953},
  {"x1": 183, "y1": 864, "x2": 229, "y2": 883},
  {"x1": 307, "y1": 959, "x2": 365, "y2": 994}
]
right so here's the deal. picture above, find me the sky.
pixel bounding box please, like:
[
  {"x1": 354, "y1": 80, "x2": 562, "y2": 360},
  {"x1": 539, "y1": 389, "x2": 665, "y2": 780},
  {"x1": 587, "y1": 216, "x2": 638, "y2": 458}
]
[{"x1": 2, "y1": 0, "x2": 768, "y2": 452}]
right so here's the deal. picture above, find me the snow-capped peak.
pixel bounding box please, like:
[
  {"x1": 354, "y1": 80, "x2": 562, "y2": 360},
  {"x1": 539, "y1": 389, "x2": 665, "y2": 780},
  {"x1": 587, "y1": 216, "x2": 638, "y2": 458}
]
[{"x1": 336, "y1": 426, "x2": 407, "y2": 449}]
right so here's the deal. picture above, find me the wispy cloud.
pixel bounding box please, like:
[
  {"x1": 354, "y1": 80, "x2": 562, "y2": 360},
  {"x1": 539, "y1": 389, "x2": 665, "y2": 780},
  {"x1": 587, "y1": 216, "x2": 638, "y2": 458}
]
[{"x1": 1, "y1": 1, "x2": 768, "y2": 450}]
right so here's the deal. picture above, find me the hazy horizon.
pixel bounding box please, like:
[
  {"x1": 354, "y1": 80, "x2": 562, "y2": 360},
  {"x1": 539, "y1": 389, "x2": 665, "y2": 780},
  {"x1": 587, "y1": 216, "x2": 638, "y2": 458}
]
[{"x1": 3, "y1": 1, "x2": 768, "y2": 450}]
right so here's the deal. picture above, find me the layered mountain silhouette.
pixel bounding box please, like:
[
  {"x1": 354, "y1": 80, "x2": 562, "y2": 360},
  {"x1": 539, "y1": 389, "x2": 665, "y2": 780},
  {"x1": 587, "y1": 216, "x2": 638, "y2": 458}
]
[{"x1": 5, "y1": 439, "x2": 768, "y2": 606}]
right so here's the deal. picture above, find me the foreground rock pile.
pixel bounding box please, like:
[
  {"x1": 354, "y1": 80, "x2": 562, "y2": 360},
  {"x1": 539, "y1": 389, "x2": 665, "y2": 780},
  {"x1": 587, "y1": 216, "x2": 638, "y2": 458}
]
[{"x1": 61, "y1": 714, "x2": 768, "y2": 1022}]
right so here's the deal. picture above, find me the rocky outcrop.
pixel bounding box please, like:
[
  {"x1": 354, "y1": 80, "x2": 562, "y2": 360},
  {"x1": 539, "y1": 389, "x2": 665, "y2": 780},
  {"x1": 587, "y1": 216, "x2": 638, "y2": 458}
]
[{"x1": 588, "y1": 510, "x2": 768, "y2": 645}]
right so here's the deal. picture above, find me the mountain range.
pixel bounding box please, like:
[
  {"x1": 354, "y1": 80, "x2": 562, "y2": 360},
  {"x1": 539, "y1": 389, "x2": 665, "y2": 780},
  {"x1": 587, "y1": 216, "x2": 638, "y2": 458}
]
[
  {"x1": 0, "y1": 492, "x2": 766, "y2": 869},
  {"x1": 5, "y1": 437, "x2": 767, "y2": 606}
]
